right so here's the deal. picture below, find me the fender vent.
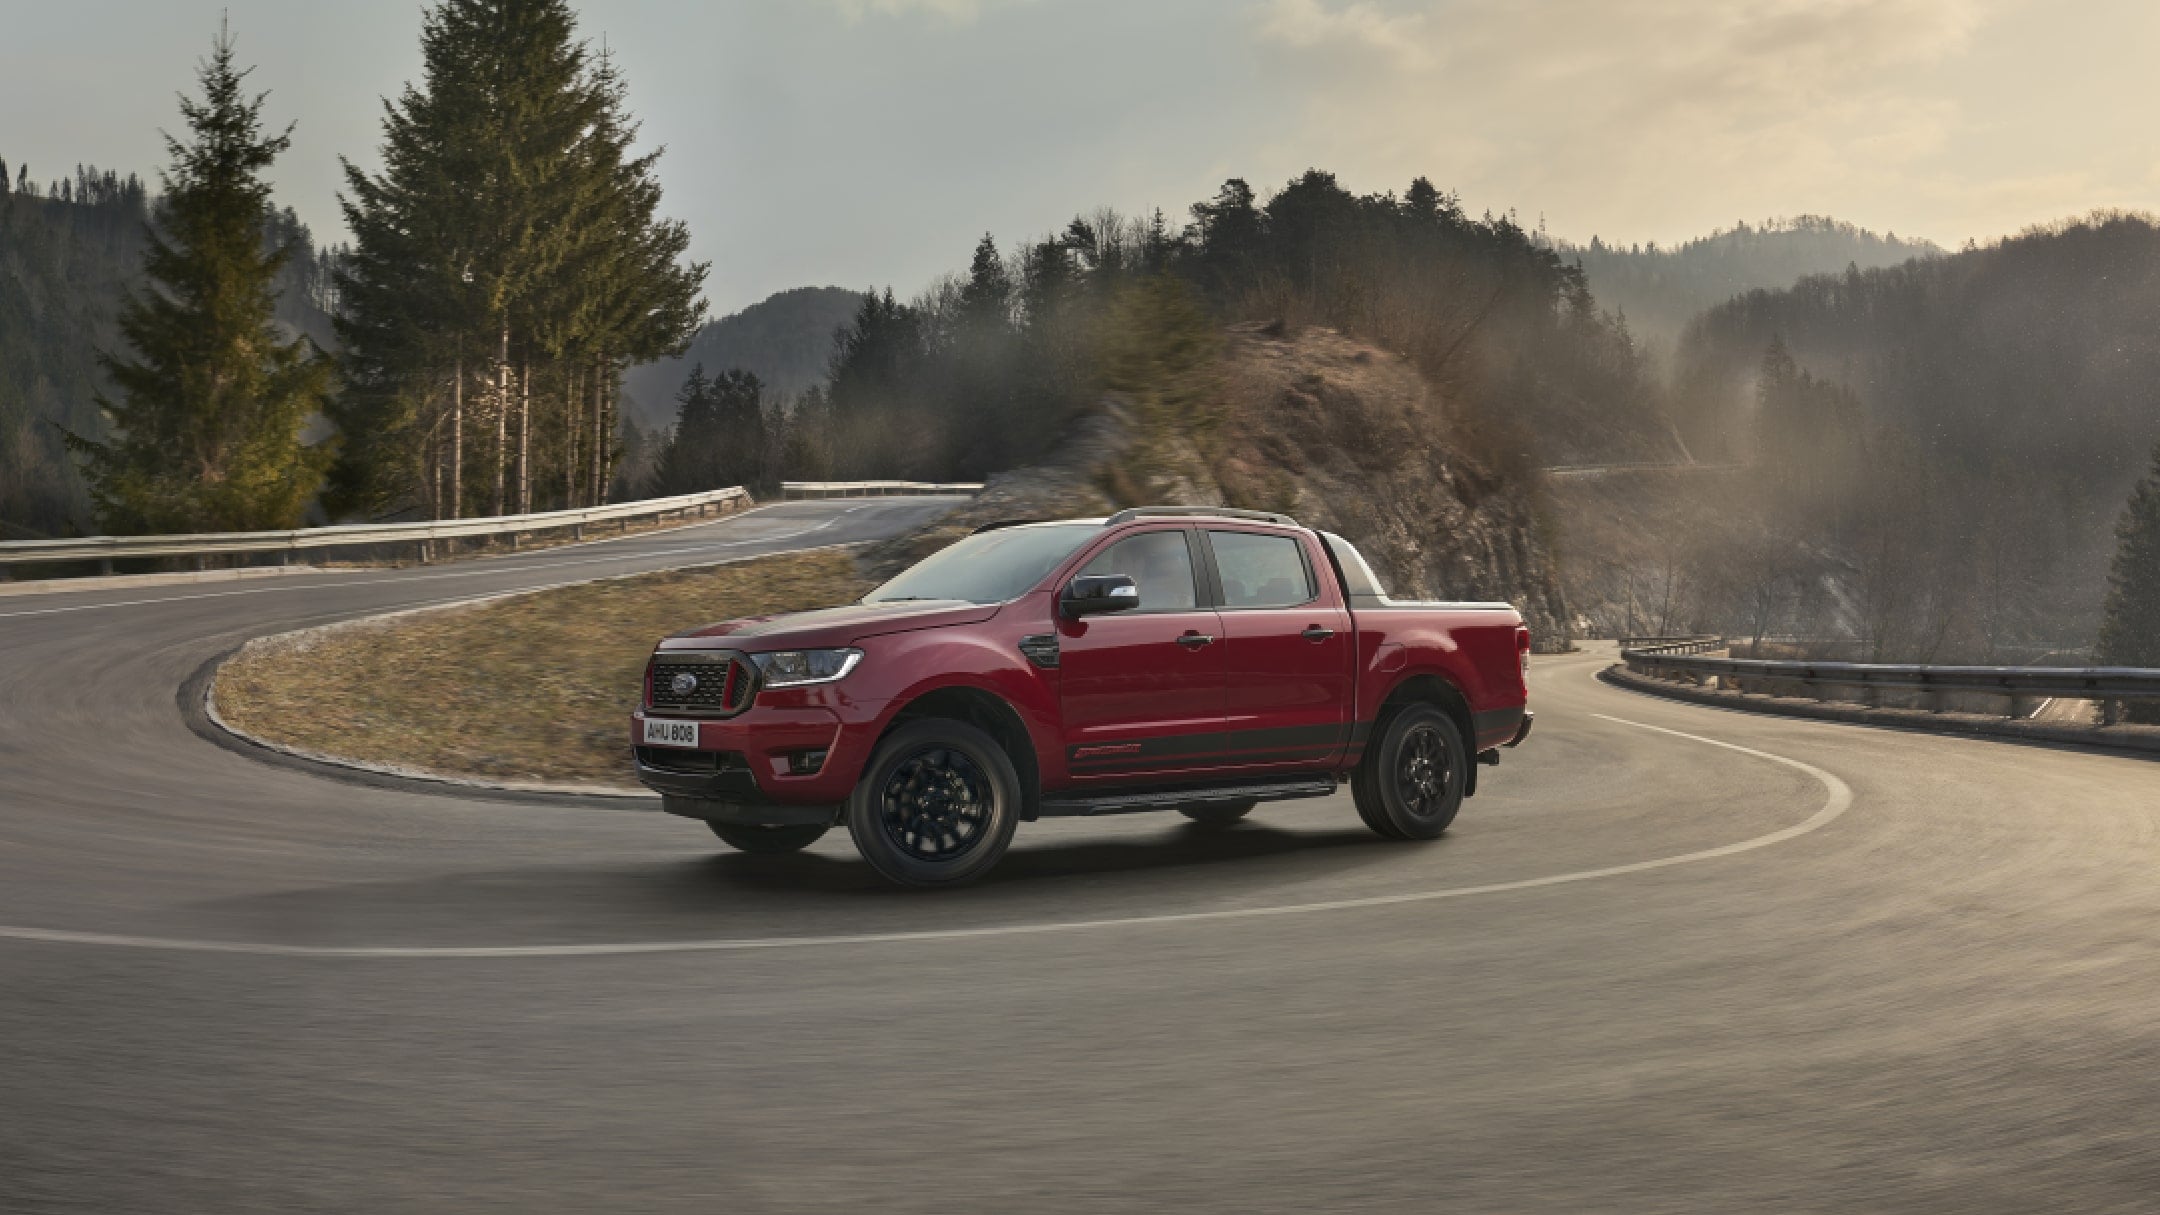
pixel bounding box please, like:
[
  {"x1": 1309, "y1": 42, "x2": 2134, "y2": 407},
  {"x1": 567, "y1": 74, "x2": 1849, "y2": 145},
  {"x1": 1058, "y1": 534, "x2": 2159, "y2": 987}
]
[{"x1": 1018, "y1": 634, "x2": 1060, "y2": 669}]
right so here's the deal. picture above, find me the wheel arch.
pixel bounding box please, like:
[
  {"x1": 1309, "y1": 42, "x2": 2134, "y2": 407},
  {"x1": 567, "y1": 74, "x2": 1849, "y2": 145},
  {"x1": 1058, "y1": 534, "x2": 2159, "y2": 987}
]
[
  {"x1": 1372, "y1": 671, "x2": 1479, "y2": 796},
  {"x1": 881, "y1": 686, "x2": 1043, "y2": 819}
]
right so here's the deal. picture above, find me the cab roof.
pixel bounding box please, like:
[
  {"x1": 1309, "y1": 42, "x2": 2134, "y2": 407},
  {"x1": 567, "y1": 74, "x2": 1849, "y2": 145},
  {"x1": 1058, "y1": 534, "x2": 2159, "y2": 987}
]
[{"x1": 971, "y1": 505, "x2": 1300, "y2": 535}]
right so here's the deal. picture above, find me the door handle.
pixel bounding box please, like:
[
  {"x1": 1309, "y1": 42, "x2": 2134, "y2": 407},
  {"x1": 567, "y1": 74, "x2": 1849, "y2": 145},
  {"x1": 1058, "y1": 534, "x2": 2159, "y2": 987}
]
[
  {"x1": 1301, "y1": 625, "x2": 1335, "y2": 642},
  {"x1": 1176, "y1": 632, "x2": 1215, "y2": 649}
]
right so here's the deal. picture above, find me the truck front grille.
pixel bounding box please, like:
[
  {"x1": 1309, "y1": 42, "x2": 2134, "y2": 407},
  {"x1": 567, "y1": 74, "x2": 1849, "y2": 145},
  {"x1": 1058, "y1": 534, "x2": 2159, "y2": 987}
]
[{"x1": 647, "y1": 652, "x2": 755, "y2": 716}]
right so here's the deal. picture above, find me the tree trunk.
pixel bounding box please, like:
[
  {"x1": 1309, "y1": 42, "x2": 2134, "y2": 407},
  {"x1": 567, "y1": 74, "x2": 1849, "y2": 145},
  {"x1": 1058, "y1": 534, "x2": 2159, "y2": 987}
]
[
  {"x1": 449, "y1": 351, "x2": 464, "y2": 520},
  {"x1": 493, "y1": 322, "x2": 510, "y2": 517},
  {"x1": 565, "y1": 366, "x2": 582, "y2": 509},
  {"x1": 591, "y1": 356, "x2": 606, "y2": 507},
  {"x1": 516, "y1": 357, "x2": 531, "y2": 515}
]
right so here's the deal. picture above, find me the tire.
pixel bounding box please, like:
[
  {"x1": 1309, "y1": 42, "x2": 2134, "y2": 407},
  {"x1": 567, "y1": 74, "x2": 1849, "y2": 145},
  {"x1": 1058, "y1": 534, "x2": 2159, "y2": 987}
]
[
  {"x1": 707, "y1": 821, "x2": 828, "y2": 854},
  {"x1": 845, "y1": 719, "x2": 1022, "y2": 888},
  {"x1": 1350, "y1": 703, "x2": 1467, "y2": 841},
  {"x1": 1178, "y1": 800, "x2": 1257, "y2": 826}
]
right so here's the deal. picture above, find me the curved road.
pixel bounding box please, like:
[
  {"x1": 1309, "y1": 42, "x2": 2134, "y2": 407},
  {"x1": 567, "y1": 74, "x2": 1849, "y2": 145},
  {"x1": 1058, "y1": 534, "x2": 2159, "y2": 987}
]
[{"x1": 6, "y1": 499, "x2": 2160, "y2": 1212}]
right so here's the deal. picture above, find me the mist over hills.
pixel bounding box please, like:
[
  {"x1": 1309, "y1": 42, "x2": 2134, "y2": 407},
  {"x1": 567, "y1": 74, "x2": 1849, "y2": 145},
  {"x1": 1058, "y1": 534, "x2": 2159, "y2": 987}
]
[
  {"x1": 1552, "y1": 216, "x2": 1940, "y2": 364},
  {"x1": 620, "y1": 286, "x2": 864, "y2": 431},
  {"x1": 1594, "y1": 212, "x2": 2160, "y2": 654}
]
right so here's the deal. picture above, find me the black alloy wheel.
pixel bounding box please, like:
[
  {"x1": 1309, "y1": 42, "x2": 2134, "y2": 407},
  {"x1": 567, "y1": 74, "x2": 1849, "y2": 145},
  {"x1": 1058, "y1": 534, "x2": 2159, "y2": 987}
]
[
  {"x1": 846, "y1": 719, "x2": 1021, "y2": 888},
  {"x1": 1351, "y1": 703, "x2": 1467, "y2": 840},
  {"x1": 878, "y1": 746, "x2": 994, "y2": 860},
  {"x1": 1397, "y1": 724, "x2": 1452, "y2": 819}
]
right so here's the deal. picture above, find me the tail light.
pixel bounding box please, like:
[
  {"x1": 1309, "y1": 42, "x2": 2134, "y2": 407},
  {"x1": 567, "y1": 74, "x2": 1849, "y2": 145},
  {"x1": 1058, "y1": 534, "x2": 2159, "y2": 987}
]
[{"x1": 1516, "y1": 627, "x2": 1532, "y2": 685}]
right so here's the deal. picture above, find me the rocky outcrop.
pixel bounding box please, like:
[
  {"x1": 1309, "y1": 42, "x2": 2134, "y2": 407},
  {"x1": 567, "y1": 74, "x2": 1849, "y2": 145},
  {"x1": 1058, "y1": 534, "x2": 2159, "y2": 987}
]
[{"x1": 862, "y1": 323, "x2": 1571, "y2": 648}]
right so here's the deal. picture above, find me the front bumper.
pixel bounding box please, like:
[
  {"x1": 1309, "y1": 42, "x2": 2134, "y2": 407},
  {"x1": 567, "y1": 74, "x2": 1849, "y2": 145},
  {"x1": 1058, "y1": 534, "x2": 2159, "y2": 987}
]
[{"x1": 632, "y1": 704, "x2": 865, "y2": 823}]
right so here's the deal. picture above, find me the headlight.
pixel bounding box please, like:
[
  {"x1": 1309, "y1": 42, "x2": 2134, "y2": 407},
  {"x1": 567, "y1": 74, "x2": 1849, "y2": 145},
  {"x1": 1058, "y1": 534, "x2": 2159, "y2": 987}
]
[{"x1": 749, "y1": 648, "x2": 863, "y2": 687}]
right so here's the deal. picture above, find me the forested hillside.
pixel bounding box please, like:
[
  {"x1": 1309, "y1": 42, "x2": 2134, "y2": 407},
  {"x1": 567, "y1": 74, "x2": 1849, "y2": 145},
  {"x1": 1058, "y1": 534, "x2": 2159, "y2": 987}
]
[
  {"x1": 1599, "y1": 213, "x2": 2160, "y2": 655},
  {"x1": 0, "y1": 165, "x2": 336, "y2": 536},
  {"x1": 1551, "y1": 216, "x2": 1938, "y2": 364},
  {"x1": 767, "y1": 170, "x2": 1677, "y2": 487},
  {"x1": 621, "y1": 286, "x2": 861, "y2": 429}
]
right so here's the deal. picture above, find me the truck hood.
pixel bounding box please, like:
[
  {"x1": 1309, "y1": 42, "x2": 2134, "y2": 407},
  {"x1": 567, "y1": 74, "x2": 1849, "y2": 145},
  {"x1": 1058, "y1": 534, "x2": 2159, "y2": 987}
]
[{"x1": 660, "y1": 599, "x2": 999, "y2": 650}]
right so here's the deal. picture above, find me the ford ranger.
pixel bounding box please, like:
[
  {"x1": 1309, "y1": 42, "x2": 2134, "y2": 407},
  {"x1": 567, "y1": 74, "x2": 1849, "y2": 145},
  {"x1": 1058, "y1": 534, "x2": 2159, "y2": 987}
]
[{"x1": 632, "y1": 506, "x2": 1533, "y2": 887}]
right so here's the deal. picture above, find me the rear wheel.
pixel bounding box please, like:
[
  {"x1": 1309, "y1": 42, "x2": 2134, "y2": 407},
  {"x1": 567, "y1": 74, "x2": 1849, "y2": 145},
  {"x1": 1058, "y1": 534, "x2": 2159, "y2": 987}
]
[
  {"x1": 1351, "y1": 704, "x2": 1466, "y2": 840},
  {"x1": 1178, "y1": 800, "x2": 1257, "y2": 826},
  {"x1": 846, "y1": 719, "x2": 1021, "y2": 888},
  {"x1": 707, "y1": 821, "x2": 828, "y2": 854}
]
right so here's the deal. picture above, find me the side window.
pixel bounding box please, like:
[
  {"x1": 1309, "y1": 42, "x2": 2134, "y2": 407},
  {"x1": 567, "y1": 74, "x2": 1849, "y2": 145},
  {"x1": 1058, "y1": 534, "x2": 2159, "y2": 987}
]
[
  {"x1": 1209, "y1": 531, "x2": 1315, "y2": 609},
  {"x1": 1079, "y1": 530, "x2": 1200, "y2": 612}
]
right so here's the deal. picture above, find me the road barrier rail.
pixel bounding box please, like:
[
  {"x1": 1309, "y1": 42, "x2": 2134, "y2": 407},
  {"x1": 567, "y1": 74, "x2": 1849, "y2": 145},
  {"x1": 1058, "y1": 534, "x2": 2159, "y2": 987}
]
[
  {"x1": 0, "y1": 479, "x2": 989, "y2": 580},
  {"x1": 780, "y1": 480, "x2": 984, "y2": 499},
  {"x1": 0, "y1": 487, "x2": 765, "y2": 576},
  {"x1": 1620, "y1": 641, "x2": 2160, "y2": 726}
]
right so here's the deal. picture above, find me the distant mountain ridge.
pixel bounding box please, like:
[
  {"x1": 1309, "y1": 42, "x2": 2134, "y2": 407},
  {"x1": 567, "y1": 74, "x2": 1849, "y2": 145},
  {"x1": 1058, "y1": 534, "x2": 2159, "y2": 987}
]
[
  {"x1": 1550, "y1": 216, "x2": 1941, "y2": 360},
  {"x1": 622, "y1": 285, "x2": 864, "y2": 430}
]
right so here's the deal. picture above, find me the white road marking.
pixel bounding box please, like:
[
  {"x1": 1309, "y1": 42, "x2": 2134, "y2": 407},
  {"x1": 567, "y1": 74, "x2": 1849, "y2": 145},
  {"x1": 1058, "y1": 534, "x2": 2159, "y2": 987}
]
[
  {"x1": 0, "y1": 714, "x2": 1851, "y2": 959},
  {"x1": 0, "y1": 505, "x2": 875, "y2": 620}
]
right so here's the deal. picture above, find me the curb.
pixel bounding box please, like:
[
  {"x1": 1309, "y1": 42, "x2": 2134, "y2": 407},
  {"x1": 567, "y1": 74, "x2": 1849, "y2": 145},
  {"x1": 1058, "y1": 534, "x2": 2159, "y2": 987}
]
[
  {"x1": 1600, "y1": 665, "x2": 2160, "y2": 759},
  {"x1": 194, "y1": 540, "x2": 874, "y2": 807}
]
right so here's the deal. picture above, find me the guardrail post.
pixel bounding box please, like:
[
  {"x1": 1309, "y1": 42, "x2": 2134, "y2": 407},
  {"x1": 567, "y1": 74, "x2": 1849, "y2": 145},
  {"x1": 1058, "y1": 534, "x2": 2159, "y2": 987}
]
[
  {"x1": 99, "y1": 558, "x2": 114, "y2": 576},
  {"x1": 2102, "y1": 698, "x2": 2123, "y2": 727}
]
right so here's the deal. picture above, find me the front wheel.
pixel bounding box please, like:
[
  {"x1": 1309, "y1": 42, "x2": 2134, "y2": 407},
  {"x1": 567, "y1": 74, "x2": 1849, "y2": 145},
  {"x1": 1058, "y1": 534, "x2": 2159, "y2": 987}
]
[
  {"x1": 846, "y1": 719, "x2": 1021, "y2": 888},
  {"x1": 707, "y1": 821, "x2": 828, "y2": 854},
  {"x1": 1351, "y1": 704, "x2": 1467, "y2": 840}
]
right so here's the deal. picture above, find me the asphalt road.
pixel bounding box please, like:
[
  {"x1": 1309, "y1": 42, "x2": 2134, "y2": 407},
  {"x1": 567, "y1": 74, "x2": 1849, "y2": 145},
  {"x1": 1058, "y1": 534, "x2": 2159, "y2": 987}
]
[{"x1": 6, "y1": 498, "x2": 2160, "y2": 1212}]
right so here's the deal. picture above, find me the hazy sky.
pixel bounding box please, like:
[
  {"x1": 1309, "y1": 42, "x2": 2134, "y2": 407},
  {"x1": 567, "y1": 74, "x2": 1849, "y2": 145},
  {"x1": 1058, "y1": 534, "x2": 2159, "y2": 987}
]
[{"x1": 7, "y1": 0, "x2": 2158, "y2": 314}]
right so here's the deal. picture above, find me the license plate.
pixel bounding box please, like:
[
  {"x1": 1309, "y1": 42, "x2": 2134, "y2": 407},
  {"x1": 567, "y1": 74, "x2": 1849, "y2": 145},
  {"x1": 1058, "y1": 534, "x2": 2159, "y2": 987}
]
[{"x1": 642, "y1": 717, "x2": 701, "y2": 748}]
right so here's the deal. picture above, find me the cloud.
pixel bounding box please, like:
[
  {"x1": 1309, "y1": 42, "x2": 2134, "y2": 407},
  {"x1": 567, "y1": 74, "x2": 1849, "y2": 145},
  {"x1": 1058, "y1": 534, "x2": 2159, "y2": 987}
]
[
  {"x1": 1258, "y1": 0, "x2": 1432, "y2": 69},
  {"x1": 1245, "y1": 0, "x2": 2005, "y2": 239},
  {"x1": 826, "y1": 0, "x2": 1009, "y2": 23}
]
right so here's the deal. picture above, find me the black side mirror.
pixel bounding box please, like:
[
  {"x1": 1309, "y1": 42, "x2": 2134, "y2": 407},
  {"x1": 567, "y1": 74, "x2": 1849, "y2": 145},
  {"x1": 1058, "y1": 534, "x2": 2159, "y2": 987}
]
[{"x1": 1062, "y1": 574, "x2": 1142, "y2": 619}]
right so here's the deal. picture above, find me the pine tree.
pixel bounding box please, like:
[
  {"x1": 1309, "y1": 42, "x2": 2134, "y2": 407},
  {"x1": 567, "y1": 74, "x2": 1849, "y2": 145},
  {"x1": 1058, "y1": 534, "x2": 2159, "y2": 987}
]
[
  {"x1": 331, "y1": 0, "x2": 703, "y2": 519},
  {"x1": 68, "y1": 26, "x2": 332, "y2": 533},
  {"x1": 2097, "y1": 441, "x2": 2160, "y2": 722},
  {"x1": 958, "y1": 233, "x2": 1013, "y2": 333}
]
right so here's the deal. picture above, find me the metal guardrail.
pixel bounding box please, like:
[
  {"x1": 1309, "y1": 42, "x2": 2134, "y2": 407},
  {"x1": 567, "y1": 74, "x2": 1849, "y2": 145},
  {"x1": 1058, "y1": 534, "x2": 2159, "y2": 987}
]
[
  {"x1": 1617, "y1": 636, "x2": 1727, "y2": 655},
  {"x1": 0, "y1": 479, "x2": 989, "y2": 579},
  {"x1": 0, "y1": 488, "x2": 757, "y2": 574},
  {"x1": 780, "y1": 480, "x2": 984, "y2": 499},
  {"x1": 1620, "y1": 641, "x2": 2160, "y2": 726}
]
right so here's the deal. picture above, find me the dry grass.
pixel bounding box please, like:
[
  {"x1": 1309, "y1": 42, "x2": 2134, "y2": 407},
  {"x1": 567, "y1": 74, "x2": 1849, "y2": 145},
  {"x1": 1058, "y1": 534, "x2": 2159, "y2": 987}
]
[{"x1": 214, "y1": 548, "x2": 872, "y2": 787}]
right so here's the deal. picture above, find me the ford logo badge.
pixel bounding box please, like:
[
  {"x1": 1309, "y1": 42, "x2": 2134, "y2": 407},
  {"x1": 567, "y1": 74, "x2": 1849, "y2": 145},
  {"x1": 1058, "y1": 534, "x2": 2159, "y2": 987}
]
[{"x1": 670, "y1": 672, "x2": 699, "y2": 696}]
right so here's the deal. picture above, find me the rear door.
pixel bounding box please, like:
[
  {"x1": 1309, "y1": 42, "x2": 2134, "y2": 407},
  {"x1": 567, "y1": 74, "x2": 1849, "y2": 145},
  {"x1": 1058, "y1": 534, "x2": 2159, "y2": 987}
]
[
  {"x1": 1055, "y1": 527, "x2": 1228, "y2": 783},
  {"x1": 1202, "y1": 528, "x2": 1353, "y2": 772}
]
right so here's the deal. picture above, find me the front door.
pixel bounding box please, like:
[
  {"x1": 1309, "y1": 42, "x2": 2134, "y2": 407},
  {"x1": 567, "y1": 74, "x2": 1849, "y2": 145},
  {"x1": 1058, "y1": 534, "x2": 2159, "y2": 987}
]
[{"x1": 1056, "y1": 528, "x2": 1228, "y2": 783}]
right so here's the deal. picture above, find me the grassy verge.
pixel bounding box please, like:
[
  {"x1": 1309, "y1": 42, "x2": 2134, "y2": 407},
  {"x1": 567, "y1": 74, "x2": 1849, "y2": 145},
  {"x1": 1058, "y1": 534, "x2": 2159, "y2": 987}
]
[{"x1": 213, "y1": 547, "x2": 872, "y2": 788}]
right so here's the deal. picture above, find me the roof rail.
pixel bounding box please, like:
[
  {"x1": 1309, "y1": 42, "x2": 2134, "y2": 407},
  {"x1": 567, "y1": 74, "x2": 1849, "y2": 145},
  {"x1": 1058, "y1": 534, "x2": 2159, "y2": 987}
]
[
  {"x1": 1103, "y1": 505, "x2": 1300, "y2": 527},
  {"x1": 968, "y1": 518, "x2": 1050, "y2": 535}
]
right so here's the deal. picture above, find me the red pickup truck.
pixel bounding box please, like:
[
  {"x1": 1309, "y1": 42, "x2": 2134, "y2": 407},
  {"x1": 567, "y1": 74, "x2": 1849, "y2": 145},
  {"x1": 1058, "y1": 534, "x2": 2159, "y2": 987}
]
[{"x1": 633, "y1": 506, "x2": 1532, "y2": 887}]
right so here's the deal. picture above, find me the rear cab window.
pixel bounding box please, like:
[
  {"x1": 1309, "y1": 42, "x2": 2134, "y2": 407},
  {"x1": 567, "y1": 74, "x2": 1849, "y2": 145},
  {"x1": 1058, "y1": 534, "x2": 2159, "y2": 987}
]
[{"x1": 1206, "y1": 530, "x2": 1317, "y2": 609}]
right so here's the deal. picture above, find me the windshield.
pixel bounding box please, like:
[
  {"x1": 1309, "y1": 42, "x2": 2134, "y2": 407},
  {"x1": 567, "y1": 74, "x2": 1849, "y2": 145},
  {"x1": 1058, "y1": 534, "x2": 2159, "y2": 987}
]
[{"x1": 864, "y1": 524, "x2": 1098, "y2": 605}]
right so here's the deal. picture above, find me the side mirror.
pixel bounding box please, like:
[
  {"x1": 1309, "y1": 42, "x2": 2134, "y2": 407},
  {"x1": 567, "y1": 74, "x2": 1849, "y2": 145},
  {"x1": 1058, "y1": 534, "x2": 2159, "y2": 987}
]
[{"x1": 1062, "y1": 574, "x2": 1141, "y2": 619}]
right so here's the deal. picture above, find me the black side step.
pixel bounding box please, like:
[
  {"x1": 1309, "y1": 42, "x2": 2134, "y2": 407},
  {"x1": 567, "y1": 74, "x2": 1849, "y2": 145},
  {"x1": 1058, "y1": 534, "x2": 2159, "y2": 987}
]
[{"x1": 1039, "y1": 777, "x2": 1338, "y2": 818}]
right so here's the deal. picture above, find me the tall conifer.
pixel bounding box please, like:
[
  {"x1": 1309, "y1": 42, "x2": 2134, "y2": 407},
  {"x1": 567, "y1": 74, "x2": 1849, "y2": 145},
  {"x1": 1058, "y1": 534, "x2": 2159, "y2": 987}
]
[
  {"x1": 332, "y1": 0, "x2": 703, "y2": 519},
  {"x1": 69, "y1": 26, "x2": 332, "y2": 533},
  {"x1": 2097, "y1": 442, "x2": 2160, "y2": 722}
]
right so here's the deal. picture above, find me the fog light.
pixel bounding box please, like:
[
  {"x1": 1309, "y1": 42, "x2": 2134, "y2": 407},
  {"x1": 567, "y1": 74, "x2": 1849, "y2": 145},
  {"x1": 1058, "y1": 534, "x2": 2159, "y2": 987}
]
[{"x1": 788, "y1": 749, "x2": 828, "y2": 775}]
